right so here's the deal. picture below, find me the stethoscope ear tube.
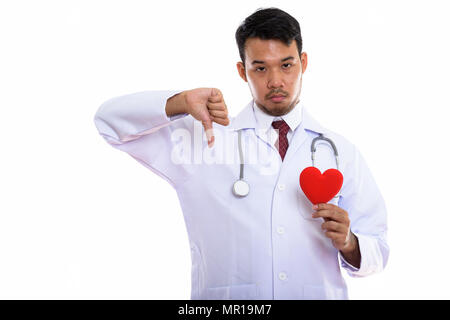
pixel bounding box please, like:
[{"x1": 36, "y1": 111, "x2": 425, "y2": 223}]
[
  {"x1": 311, "y1": 133, "x2": 340, "y2": 171},
  {"x1": 310, "y1": 133, "x2": 341, "y2": 199},
  {"x1": 238, "y1": 129, "x2": 244, "y2": 180},
  {"x1": 233, "y1": 130, "x2": 250, "y2": 197}
]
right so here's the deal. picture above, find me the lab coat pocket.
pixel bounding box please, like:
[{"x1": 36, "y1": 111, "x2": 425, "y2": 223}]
[
  {"x1": 303, "y1": 284, "x2": 347, "y2": 300},
  {"x1": 296, "y1": 189, "x2": 315, "y2": 221},
  {"x1": 206, "y1": 283, "x2": 258, "y2": 300}
]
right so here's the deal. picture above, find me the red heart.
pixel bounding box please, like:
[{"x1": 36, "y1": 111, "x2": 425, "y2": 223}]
[{"x1": 299, "y1": 167, "x2": 343, "y2": 205}]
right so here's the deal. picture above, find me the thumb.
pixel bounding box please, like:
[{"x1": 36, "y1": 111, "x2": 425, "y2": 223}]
[
  {"x1": 208, "y1": 88, "x2": 222, "y2": 103},
  {"x1": 201, "y1": 115, "x2": 215, "y2": 148}
]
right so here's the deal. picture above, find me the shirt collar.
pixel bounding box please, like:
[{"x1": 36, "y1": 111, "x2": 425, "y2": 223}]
[
  {"x1": 230, "y1": 99, "x2": 326, "y2": 134},
  {"x1": 252, "y1": 100, "x2": 302, "y2": 134}
]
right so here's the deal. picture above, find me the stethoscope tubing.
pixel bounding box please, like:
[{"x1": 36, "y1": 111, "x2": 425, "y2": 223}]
[{"x1": 233, "y1": 131, "x2": 340, "y2": 198}]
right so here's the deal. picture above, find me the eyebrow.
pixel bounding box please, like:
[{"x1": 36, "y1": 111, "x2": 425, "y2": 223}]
[{"x1": 251, "y1": 56, "x2": 295, "y2": 65}]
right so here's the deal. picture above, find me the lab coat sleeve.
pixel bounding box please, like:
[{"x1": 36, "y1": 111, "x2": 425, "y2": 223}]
[
  {"x1": 337, "y1": 143, "x2": 389, "y2": 278},
  {"x1": 93, "y1": 90, "x2": 194, "y2": 188}
]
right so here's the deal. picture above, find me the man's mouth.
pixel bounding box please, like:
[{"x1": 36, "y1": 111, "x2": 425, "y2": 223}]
[{"x1": 270, "y1": 95, "x2": 286, "y2": 102}]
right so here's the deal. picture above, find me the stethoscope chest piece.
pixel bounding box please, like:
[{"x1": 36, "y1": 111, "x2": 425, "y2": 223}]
[{"x1": 233, "y1": 179, "x2": 250, "y2": 197}]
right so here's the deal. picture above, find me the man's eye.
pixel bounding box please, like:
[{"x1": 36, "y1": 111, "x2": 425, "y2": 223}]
[
  {"x1": 282, "y1": 63, "x2": 292, "y2": 68},
  {"x1": 256, "y1": 67, "x2": 265, "y2": 72}
]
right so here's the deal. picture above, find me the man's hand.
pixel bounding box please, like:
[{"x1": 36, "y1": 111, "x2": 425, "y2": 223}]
[
  {"x1": 166, "y1": 88, "x2": 229, "y2": 148},
  {"x1": 312, "y1": 203, "x2": 361, "y2": 268}
]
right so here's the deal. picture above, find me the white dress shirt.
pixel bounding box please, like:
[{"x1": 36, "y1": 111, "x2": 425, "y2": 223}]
[{"x1": 94, "y1": 90, "x2": 389, "y2": 300}]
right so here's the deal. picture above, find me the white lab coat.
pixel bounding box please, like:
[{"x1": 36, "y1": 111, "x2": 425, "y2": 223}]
[{"x1": 94, "y1": 90, "x2": 389, "y2": 300}]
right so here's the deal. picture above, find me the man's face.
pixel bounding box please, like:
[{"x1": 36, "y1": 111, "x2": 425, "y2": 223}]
[{"x1": 237, "y1": 38, "x2": 308, "y2": 117}]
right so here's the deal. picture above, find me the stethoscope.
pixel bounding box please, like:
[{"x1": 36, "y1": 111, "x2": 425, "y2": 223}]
[{"x1": 232, "y1": 130, "x2": 340, "y2": 197}]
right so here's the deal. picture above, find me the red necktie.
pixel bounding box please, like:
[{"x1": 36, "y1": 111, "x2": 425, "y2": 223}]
[{"x1": 272, "y1": 119, "x2": 290, "y2": 161}]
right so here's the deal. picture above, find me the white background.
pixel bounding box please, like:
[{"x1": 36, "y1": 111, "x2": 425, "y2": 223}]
[{"x1": 1, "y1": 0, "x2": 449, "y2": 299}]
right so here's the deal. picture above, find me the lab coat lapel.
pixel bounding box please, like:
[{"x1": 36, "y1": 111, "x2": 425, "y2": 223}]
[
  {"x1": 229, "y1": 100, "x2": 275, "y2": 149},
  {"x1": 229, "y1": 100, "x2": 256, "y2": 131},
  {"x1": 283, "y1": 106, "x2": 326, "y2": 164},
  {"x1": 230, "y1": 100, "x2": 282, "y2": 152}
]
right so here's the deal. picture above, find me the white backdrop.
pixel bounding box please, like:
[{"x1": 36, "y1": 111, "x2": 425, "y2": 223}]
[{"x1": 1, "y1": 0, "x2": 449, "y2": 299}]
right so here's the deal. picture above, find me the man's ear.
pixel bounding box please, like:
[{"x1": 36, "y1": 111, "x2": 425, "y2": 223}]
[
  {"x1": 236, "y1": 61, "x2": 247, "y2": 82},
  {"x1": 300, "y1": 52, "x2": 308, "y2": 74}
]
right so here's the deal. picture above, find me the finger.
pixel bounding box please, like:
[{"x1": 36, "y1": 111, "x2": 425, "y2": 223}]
[
  {"x1": 207, "y1": 101, "x2": 227, "y2": 111},
  {"x1": 209, "y1": 109, "x2": 228, "y2": 118},
  {"x1": 212, "y1": 116, "x2": 230, "y2": 126},
  {"x1": 313, "y1": 203, "x2": 339, "y2": 211},
  {"x1": 201, "y1": 115, "x2": 214, "y2": 148},
  {"x1": 312, "y1": 209, "x2": 347, "y2": 223},
  {"x1": 321, "y1": 221, "x2": 346, "y2": 233},
  {"x1": 324, "y1": 231, "x2": 346, "y2": 244},
  {"x1": 208, "y1": 88, "x2": 223, "y2": 103}
]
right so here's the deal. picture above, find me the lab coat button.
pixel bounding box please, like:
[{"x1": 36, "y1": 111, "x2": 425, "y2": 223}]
[
  {"x1": 277, "y1": 226, "x2": 285, "y2": 234},
  {"x1": 278, "y1": 272, "x2": 287, "y2": 281},
  {"x1": 277, "y1": 183, "x2": 285, "y2": 191}
]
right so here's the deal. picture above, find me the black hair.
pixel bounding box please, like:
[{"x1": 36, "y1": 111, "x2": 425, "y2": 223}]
[{"x1": 235, "y1": 7, "x2": 302, "y2": 65}]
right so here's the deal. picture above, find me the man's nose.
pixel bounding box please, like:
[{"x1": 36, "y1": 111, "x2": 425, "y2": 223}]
[{"x1": 267, "y1": 70, "x2": 284, "y2": 88}]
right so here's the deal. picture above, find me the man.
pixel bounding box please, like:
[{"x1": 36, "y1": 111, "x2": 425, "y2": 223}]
[{"x1": 94, "y1": 7, "x2": 388, "y2": 299}]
